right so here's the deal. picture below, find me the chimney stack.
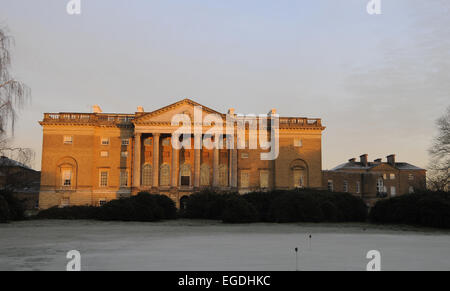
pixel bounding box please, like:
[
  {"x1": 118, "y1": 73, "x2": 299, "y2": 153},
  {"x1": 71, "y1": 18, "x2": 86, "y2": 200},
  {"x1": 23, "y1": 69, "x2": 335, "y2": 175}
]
[
  {"x1": 360, "y1": 154, "x2": 368, "y2": 167},
  {"x1": 387, "y1": 154, "x2": 396, "y2": 166},
  {"x1": 374, "y1": 158, "x2": 382, "y2": 163},
  {"x1": 137, "y1": 106, "x2": 144, "y2": 113},
  {"x1": 348, "y1": 158, "x2": 356, "y2": 163},
  {"x1": 228, "y1": 108, "x2": 235, "y2": 116},
  {"x1": 268, "y1": 109, "x2": 277, "y2": 116},
  {"x1": 92, "y1": 105, "x2": 102, "y2": 113}
]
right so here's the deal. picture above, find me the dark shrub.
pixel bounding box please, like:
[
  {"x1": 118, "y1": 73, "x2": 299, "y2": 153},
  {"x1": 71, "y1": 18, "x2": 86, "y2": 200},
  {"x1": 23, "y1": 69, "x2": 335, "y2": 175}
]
[
  {"x1": 243, "y1": 191, "x2": 282, "y2": 222},
  {"x1": 183, "y1": 190, "x2": 229, "y2": 220},
  {"x1": 37, "y1": 192, "x2": 177, "y2": 222},
  {"x1": 0, "y1": 190, "x2": 25, "y2": 222},
  {"x1": 184, "y1": 189, "x2": 367, "y2": 223},
  {"x1": 265, "y1": 190, "x2": 367, "y2": 223},
  {"x1": 268, "y1": 191, "x2": 325, "y2": 223},
  {"x1": 0, "y1": 195, "x2": 10, "y2": 223},
  {"x1": 37, "y1": 206, "x2": 98, "y2": 220},
  {"x1": 370, "y1": 191, "x2": 450, "y2": 228},
  {"x1": 222, "y1": 196, "x2": 258, "y2": 223}
]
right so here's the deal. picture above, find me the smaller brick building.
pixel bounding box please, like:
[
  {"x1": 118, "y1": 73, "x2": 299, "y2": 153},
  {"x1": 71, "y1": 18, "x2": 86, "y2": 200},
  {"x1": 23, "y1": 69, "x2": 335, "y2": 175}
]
[
  {"x1": 323, "y1": 154, "x2": 426, "y2": 206},
  {"x1": 0, "y1": 156, "x2": 41, "y2": 210}
]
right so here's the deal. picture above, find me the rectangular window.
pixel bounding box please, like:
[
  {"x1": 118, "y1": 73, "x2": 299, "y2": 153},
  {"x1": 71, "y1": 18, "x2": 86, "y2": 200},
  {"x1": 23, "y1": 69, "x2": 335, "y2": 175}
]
[
  {"x1": 241, "y1": 153, "x2": 249, "y2": 159},
  {"x1": 390, "y1": 186, "x2": 396, "y2": 196},
  {"x1": 181, "y1": 176, "x2": 190, "y2": 186},
  {"x1": 356, "y1": 182, "x2": 361, "y2": 194},
  {"x1": 294, "y1": 138, "x2": 302, "y2": 147},
  {"x1": 100, "y1": 171, "x2": 108, "y2": 187},
  {"x1": 343, "y1": 181, "x2": 348, "y2": 193},
  {"x1": 383, "y1": 174, "x2": 387, "y2": 180},
  {"x1": 260, "y1": 170, "x2": 269, "y2": 188},
  {"x1": 390, "y1": 174, "x2": 396, "y2": 180},
  {"x1": 100, "y1": 151, "x2": 109, "y2": 158},
  {"x1": 122, "y1": 139, "x2": 130, "y2": 146},
  {"x1": 121, "y1": 151, "x2": 128, "y2": 158},
  {"x1": 62, "y1": 169, "x2": 72, "y2": 187},
  {"x1": 327, "y1": 180, "x2": 334, "y2": 192},
  {"x1": 408, "y1": 174, "x2": 414, "y2": 181},
  {"x1": 63, "y1": 136, "x2": 73, "y2": 145},
  {"x1": 101, "y1": 138, "x2": 110, "y2": 145},
  {"x1": 120, "y1": 170, "x2": 128, "y2": 187},
  {"x1": 99, "y1": 199, "x2": 107, "y2": 206},
  {"x1": 240, "y1": 172, "x2": 250, "y2": 188},
  {"x1": 409, "y1": 186, "x2": 414, "y2": 194}
]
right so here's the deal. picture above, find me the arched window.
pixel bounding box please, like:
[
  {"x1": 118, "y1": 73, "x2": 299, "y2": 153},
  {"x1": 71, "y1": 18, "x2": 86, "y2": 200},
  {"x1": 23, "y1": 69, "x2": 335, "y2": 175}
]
[
  {"x1": 200, "y1": 164, "x2": 210, "y2": 186},
  {"x1": 160, "y1": 164, "x2": 171, "y2": 186},
  {"x1": 219, "y1": 164, "x2": 228, "y2": 187},
  {"x1": 290, "y1": 159, "x2": 308, "y2": 189},
  {"x1": 56, "y1": 156, "x2": 78, "y2": 189},
  {"x1": 180, "y1": 164, "x2": 191, "y2": 186},
  {"x1": 142, "y1": 164, "x2": 152, "y2": 186}
]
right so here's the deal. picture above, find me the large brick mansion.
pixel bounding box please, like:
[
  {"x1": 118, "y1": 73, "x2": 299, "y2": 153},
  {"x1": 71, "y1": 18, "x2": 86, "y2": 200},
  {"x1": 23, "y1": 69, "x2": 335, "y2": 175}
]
[{"x1": 38, "y1": 99, "x2": 325, "y2": 209}]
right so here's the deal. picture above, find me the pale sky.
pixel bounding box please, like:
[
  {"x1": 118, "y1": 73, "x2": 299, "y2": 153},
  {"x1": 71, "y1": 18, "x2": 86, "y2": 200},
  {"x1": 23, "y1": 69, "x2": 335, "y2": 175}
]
[{"x1": 1, "y1": 0, "x2": 449, "y2": 170}]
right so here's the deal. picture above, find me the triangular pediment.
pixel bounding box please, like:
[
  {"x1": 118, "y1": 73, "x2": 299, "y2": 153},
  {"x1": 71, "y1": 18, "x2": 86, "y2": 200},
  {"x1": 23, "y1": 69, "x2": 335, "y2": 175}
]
[{"x1": 133, "y1": 99, "x2": 225, "y2": 124}]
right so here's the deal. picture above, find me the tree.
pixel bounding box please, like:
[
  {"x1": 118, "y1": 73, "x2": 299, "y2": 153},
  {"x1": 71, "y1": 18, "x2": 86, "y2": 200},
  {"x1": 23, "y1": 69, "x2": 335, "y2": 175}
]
[
  {"x1": 0, "y1": 27, "x2": 32, "y2": 167},
  {"x1": 428, "y1": 106, "x2": 450, "y2": 191}
]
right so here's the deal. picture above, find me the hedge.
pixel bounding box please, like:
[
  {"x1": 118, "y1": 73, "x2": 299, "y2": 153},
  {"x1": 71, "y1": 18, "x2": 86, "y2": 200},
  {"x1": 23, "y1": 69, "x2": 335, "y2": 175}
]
[
  {"x1": 370, "y1": 191, "x2": 450, "y2": 228},
  {"x1": 183, "y1": 189, "x2": 368, "y2": 223},
  {"x1": 36, "y1": 192, "x2": 177, "y2": 222},
  {"x1": 0, "y1": 190, "x2": 25, "y2": 223}
]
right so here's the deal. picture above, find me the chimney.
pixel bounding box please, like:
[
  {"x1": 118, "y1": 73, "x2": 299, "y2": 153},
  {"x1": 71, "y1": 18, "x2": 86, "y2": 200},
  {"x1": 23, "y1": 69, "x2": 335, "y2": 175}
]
[
  {"x1": 92, "y1": 105, "x2": 102, "y2": 113},
  {"x1": 374, "y1": 158, "x2": 382, "y2": 163},
  {"x1": 360, "y1": 154, "x2": 368, "y2": 167},
  {"x1": 137, "y1": 106, "x2": 144, "y2": 113},
  {"x1": 387, "y1": 154, "x2": 396, "y2": 166},
  {"x1": 228, "y1": 108, "x2": 235, "y2": 116},
  {"x1": 348, "y1": 158, "x2": 356, "y2": 163},
  {"x1": 268, "y1": 109, "x2": 277, "y2": 116}
]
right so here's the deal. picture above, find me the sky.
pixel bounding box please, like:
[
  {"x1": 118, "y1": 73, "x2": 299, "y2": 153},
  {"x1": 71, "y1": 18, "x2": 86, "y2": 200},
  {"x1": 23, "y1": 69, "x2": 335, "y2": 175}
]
[{"x1": 0, "y1": 0, "x2": 449, "y2": 170}]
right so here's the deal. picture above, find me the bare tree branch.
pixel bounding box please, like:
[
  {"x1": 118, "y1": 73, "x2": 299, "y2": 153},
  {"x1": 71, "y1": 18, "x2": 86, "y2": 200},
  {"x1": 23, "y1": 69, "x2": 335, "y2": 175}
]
[
  {"x1": 428, "y1": 106, "x2": 450, "y2": 191},
  {"x1": 0, "y1": 27, "x2": 30, "y2": 136}
]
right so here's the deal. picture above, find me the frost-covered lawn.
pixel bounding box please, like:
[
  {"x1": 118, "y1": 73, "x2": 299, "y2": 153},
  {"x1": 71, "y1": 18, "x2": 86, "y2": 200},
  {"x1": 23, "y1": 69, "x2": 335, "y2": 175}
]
[{"x1": 0, "y1": 220, "x2": 449, "y2": 271}]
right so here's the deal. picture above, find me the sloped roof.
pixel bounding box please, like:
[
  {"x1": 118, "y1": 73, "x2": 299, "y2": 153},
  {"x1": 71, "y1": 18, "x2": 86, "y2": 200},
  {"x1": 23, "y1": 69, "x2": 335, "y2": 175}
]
[
  {"x1": 0, "y1": 156, "x2": 32, "y2": 170},
  {"x1": 330, "y1": 161, "x2": 425, "y2": 171}
]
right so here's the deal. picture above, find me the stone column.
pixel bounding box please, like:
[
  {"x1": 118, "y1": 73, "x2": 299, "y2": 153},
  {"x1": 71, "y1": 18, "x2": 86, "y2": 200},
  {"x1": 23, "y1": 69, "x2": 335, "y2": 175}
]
[
  {"x1": 171, "y1": 145, "x2": 179, "y2": 187},
  {"x1": 213, "y1": 147, "x2": 220, "y2": 187},
  {"x1": 152, "y1": 133, "x2": 160, "y2": 187},
  {"x1": 231, "y1": 144, "x2": 238, "y2": 188},
  {"x1": 133, "y1": 133, "x2": 142, "y2": 189},
  {"x1": 194, "y1": 148, "x2": 201, "y2": 188}
]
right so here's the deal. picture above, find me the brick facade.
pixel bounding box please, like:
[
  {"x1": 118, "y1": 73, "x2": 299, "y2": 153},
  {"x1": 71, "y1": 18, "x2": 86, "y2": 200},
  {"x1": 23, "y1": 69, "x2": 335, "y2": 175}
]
[
  {"x1": 323, "y1": 154, "x2": 426, "y2": 206},
  {"x1": 39, "y1": 99, "x2": 325, "y2": 209}
]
